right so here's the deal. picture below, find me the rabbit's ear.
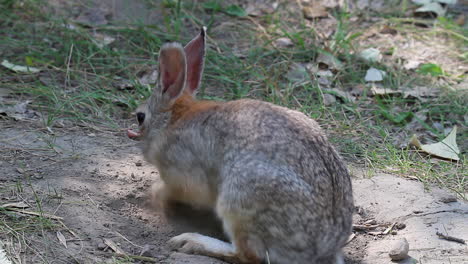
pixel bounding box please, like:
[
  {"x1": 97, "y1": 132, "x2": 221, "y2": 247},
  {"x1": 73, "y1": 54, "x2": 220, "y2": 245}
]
[
  {"x1": 158, "y1": 43, "x2": 187, "y2": 107},
  {"x1": 184, "y1": 27, "x2": 206, "y2": 94}
]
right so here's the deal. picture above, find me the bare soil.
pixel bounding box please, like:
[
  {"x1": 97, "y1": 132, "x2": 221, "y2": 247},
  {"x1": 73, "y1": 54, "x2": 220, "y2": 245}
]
[{"x1": 0, "y1": 119, "x2": 466, "y2": 264}]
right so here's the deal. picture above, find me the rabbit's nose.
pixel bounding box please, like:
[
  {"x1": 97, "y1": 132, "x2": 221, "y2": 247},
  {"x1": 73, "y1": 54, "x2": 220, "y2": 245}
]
[{"x1": 136, "y1": 112, "x2": 145, "y2": 125}]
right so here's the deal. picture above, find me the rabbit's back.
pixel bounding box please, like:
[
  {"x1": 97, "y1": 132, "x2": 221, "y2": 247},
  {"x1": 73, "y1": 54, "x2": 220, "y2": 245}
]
[{"x1": 210, "y1": 100, "x2": 353, "y2": 261}]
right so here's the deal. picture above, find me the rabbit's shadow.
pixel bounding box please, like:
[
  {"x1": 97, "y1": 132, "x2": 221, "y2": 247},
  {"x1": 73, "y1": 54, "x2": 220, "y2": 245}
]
[{"x1": 163, "y1": 201, "x2": 227, "y2": 241}]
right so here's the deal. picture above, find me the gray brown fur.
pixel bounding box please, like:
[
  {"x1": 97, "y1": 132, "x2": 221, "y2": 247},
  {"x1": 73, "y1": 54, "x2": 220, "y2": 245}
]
[{"x1": 130, "y1": 28, "x2": 353, "y2": 264}]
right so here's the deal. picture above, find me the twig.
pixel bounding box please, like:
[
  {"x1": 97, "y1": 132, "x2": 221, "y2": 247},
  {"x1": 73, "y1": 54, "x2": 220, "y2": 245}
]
[
  {"x1": 58, "y1": 220, "x2": 81, "y2": 240},
  {"x1": 65, "y1": 43, "x2": 74, "y2": 88},
  {"x1": 103, "y1": 238, "x2": 125, "y2": 255},
  {"x1": 436, "y1": 232, "x2": 465, "y2": 244},
  {"x1": 112, "y1": 253, "x2": 157, "y2": 263},
  {"x1": 3, "y1": 208, "x2": 63, "y2": 220},
  {"x1": 383, "y1": 222, "x2": 397, "y2": 235},
  {"x1": 352, "y1": 222, "x2": 390, "y2": 231},
  {"x1": 345, "y1": 233, "x2": 356, "y2": 245},
  {"x1": 104, "y1": 238, "x2": 157, "y2": 263},
  {"x1": 353, "y1": 224, "x2": 381, "y2": 231},
  {"x1": 114, "y1": 231, "x2": 143, "y2": 249}
]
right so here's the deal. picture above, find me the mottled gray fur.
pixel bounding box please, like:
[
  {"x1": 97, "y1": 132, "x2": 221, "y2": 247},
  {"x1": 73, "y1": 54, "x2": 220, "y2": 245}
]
[{"x1": 132, "y1": 29, "x2": 354, "y2": 264}]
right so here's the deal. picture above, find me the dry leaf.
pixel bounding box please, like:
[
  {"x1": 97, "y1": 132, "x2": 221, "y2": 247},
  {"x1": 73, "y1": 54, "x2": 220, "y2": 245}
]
[
  {"x1": 414, "y1": 2, "x2": 446, "y2": 18},
  {"x1": 287, "y1": 63, "x2": 309, "y2": 83},
  {"x1": 370, "y1": 86, "x2": 400, "y2": 96},
  {"x1": 410, "y1": 126, "x2": 460, "y2": 161},
  {"x1": 359, "y1": 48, "x2": 382, "y2": 63},
  {"x1": 365, "y1": 68, "x2": 386, "y2": 82},
  {"x1": 402, "y1": 86, "x2": 439, "y2": 101},
  {"x1": 380, "y1": 25, "x2": 397, "y2": 35},
  {"x1": 1, "y1": 60, "x2": 40, "y2": 73},
  {"x1": 0, "y1": 101, "x2": 41, "y2": 121},
  {"x1": 404, "y1": 60, "x2": 421, "y2": 70},
  {"x1": 317, "y1": 53, "x2": 343, "y2": 71},
  {"x1": 245, "y1": 0, "x2": 278, "y2": 16},
  {"x1": 303, "y1": 5, "x2": 328, "y2": 19},
  {"x1": 0, "y1": 243, "x2": 13, "y2": 264},
  {"x1": 75, "y1": 8, "x2": 108, "y2": 26},
  {"x1": 91, "y1": 33, "x2": 115, "y2": 49},
  {"x1": 274, "y1": 38, "x2": 294, "y2": 48},
  {"x1": 138, "y1": 70, "x2": 158, "y2": 86},
  {"x1": 57, "y1": 231, "x2": 68, "y2": 248}
]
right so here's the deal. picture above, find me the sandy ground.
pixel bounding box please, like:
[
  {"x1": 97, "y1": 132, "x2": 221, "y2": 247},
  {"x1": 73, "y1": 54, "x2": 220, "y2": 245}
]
[{"x1": 0, "y1": 119, "x2": 466, "y2": 264}]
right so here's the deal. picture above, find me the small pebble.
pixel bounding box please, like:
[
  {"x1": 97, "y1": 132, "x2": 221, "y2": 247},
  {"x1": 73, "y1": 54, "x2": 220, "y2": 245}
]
[
  {"x1": 439, "y1": 195, "x2": 457, "y2": 203},
  {"x1": 391, "y1": 231, "x2": 398, "y2": 235},
  {"x1": 135, "y1": 161, "x2": 143, "y2": 167},
  {"x1": 323, "y1": 94, "x2": 336, "y2": 106},
  {"x1": 365, "y1": 219, "x2": 377, "y2": 225},
  {"x1": 396, "y1": 223, "x2": 406, "y2": 230},
  {"x1": 389, "y1": 237, "x2": 409, "y2": 261},
  {"x1": 97, "y1": 242, "x2": 107, "y2": 250}
]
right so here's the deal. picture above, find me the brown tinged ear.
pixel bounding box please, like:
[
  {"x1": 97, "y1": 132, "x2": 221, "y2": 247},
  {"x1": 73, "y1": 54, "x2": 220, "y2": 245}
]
[
  {"x1": 184, "y1": 27, "x2": 206, "y2": 94},
  {"x1": 158, "y1": 43, "x2": 187, "y2": 108}
]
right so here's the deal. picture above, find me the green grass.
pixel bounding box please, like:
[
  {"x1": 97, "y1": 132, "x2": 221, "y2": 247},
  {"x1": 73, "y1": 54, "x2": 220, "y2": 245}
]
[{"x1": 0, "y1": 0, "x2": 466, "y2": 197}]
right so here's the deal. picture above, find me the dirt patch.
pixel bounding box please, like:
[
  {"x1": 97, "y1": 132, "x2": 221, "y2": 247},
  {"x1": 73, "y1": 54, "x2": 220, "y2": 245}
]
[{"x1": 1, "y1": 119, "x2": 466, "y2": 263}]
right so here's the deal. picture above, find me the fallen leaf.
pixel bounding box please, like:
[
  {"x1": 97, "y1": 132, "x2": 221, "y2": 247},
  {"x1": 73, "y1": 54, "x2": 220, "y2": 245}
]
[
  {"x1": 91, "y1": 32, "x2": 115, "y2": 49},
  {"x1": 417, "y1": 63, "x2": 444, "y2": 76},
  {"x1": 57, "y1": 231, "x2": 68, "y2": 248},
  {"x1": 370, "y1": 86, "x2": 400, "y2": 96},
  {"x1": 414, "y1": 2, "x2": 446, "y2": 18},
  {"x1": 365, "y1": 67, "x2": 386, "y2": 82},
  {"x1": 402, "y1": 86, "x2": 439, "y2": 100},
  {"x1": 316, "y1": 52, "x2": 343, "y2": 71},
  {"x1": 0, "y1": 101, "x2": 41, "y2": 120},
  {"x1": 75, "y1": 8, "x2": 108, "y2": 26},
  {"x1": 413, "y1": 0, "x2": 456, "y2": 4},
  {"x1": 113, "y1": 77, "x2": 134, "y2": 90},
  {"x1": 317, "y1": 70, "x2": 334, "y2": 86},
  {"x1": 202, "y1": 1, "x2": 223, "y2": 12},
  {"x1": 1, "y1": 60, "x2": 41, "y2": 73},
  {"x1": 410, "y1": 126, "x2": 460, "y2": 161},
  {"x1": 104, "y1": 238, "x2": 126, "y2": 255},
  {"x1": 380, "y1": 25, "x2": 398, "y2": 35},
  {"x1": 303, "y1": 5, "x2": 328, "y2": 19},
  {"x1": 138, "y1": 69, "x2": 158, "y2": 86},
  {"x1": 245, "y1": 0, "x2": 278, "y2": 16},
  {"x1": 286, "y1": 63, "x2": 309, "y2": 83},
  {"x1": 412, "y1": 0, "x2": 433, "y2": 4},
  {"x1": 323, "y1": 88, "x2": 355, "y2": 103},
  {"x1": 323, "y1": 93, "x2": 337, "y2": 106},
  {"x1": 225, "y1": 5, "x2": 247, "y2": 17},
  {"x1": 1, "y1": 202, "x2": 29, "y2": 209},
  {"x1": 0, "y1": 243, "x2": 12, "y2": 264},
  {"x1": 404, "y1": 60, "x2": 421, "y2": 70},
  {"x1": 274, "y1": 37, "x2": 294, "y2": 48},
  {"x1": 359, "y1": 48, "x2": 382, "y2": 62}
]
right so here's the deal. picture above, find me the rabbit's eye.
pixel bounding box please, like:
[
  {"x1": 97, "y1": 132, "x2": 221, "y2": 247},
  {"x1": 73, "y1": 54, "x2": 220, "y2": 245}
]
[{"x1": 136, "y1": 112, "x2": 145, "y2": 125}]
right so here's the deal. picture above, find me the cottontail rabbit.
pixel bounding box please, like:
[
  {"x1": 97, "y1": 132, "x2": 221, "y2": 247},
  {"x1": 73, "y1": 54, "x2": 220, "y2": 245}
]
[{"x1": 127, "y1": 27, "x2": 353, "y2": 264}]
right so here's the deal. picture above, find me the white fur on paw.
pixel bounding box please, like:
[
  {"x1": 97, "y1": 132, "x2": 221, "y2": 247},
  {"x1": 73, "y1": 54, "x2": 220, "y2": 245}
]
[{"x1": 168, "y1": 233, "x2": 205, "y2": 254}]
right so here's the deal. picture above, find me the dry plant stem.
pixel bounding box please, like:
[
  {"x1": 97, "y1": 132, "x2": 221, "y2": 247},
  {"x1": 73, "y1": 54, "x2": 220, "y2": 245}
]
[
  {"x1": 383, "y1": 222, "x2": 397, "y2": 235},
  {"x1": 436, "y1": 232, "x2": 466, "y2": 244},
  {"x1": 112, "y1": 253, "x2": 158, "y2": 263},
  {"x1": 4, "y1": 208, "x2": 63, "y2": 220}
]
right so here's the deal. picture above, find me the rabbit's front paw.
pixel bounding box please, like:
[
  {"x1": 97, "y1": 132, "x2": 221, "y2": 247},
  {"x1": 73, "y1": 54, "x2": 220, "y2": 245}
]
[{"x1": 168, "y1": 233, "x2": 206, "y2": 254}]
